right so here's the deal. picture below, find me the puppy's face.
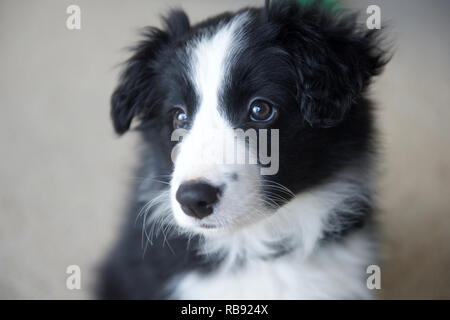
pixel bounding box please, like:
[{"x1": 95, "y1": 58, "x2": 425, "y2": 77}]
[
  {"x1": 168, "y1": 13, "x2": 291, "y2": 233},
  {"x1": 111, "y1": 2, "x2": 386, "y2": 235}
]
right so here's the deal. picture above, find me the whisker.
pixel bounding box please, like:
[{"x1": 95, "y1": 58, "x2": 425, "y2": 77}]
[
  {"x1": 262, "y1": 190, "x2": 290, "y2": 203},
  {"x1": 259, "y1": 181, "x2": 295, "y2": 197}
]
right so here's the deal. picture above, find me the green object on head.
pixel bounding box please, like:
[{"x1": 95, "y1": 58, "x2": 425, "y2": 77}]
[{"x1": 296, "y1": 0, "x2": 341, "y2": 12}]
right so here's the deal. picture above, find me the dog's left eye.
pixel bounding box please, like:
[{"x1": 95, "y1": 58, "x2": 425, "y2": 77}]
[
  {"x1": 249, "y1": 100, "x2": 277, "y2": 123},
  {"x1": 173, "y1": 109, "x2": 188, "y2": 129}
]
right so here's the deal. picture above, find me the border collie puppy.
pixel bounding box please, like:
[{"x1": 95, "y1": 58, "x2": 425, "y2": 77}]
[{"x1": 98, "y1": 0, "x2": 388, "y2": 299}]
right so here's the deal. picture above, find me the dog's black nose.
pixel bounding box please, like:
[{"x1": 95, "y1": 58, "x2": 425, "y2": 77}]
[{"x1": 176, "y1": 181, "x2": 220, "y2": 219}]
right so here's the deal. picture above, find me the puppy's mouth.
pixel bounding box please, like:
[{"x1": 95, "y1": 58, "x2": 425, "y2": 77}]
[{"x1": 192, "y1": 220, "x2": 229, "y2": 232}]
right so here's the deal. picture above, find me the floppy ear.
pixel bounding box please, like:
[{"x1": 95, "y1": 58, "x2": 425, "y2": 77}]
[
  {"x1": 111, "y1": 9, "x2": 190, "y2": 134},
  {"x1": 297, "y1": 23, "x2": 388, "y2": 128},
  {"x1": 269, "y1": 1, "x2": 388, "y2": 127}
]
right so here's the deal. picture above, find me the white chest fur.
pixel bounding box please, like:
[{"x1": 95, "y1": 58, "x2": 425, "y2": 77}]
[
  {"x1": 170, "y1": 230, "x2": 375, "y2": 300},
  {"x1": 163, "y1": 168, "x2": 376, "y2": 299}
]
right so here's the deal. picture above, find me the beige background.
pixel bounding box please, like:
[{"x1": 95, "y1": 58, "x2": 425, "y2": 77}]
[{"x1": 0, "y1": 0, "x2": 449, "y2": 299}]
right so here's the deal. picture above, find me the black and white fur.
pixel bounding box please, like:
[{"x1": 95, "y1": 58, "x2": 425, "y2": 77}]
[{"x1": 98, "y1": 0, "x2": 388, "y2": 299}]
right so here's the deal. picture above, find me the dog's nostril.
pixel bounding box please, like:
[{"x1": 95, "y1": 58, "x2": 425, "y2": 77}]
[
  {"x1": 197, "y1": 201, "x2": 208, "y2": 207},
  {"x1": 175, "y1": 181, "x2": 221, "y2": 219}
]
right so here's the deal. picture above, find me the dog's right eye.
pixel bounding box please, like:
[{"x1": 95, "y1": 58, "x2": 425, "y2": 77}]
[{"x1": 173, "y1": 109, "x2": 188, "y2": 129}]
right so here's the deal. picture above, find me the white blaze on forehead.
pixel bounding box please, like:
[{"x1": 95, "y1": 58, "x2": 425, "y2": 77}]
[
  {"x1": 170, "y1": 14, "x2": 257, "y2": 230},
  {"x1": 188, "y1": 14, "x2": 248, "y2": 123},
  {"x1": 171, "y1": 14, "x2": 249, "y2": 184}
]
